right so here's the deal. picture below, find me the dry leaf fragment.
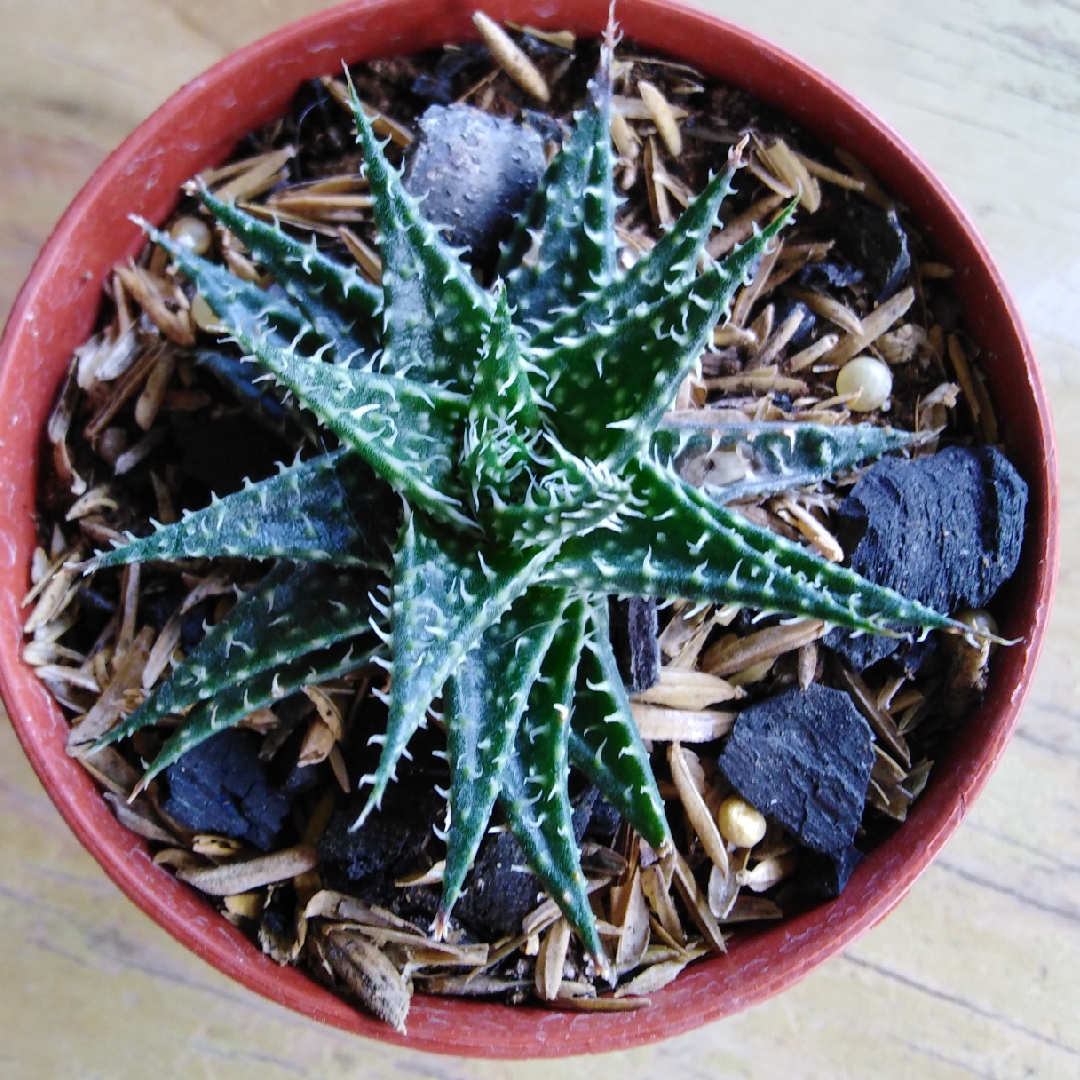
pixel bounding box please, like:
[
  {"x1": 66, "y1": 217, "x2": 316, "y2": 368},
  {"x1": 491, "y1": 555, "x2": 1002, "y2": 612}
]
[
  {"x1": 610, "y1": 868, "x2": 651, "y2": 973},
  {"x1": 613, "y1": 956, "x2": 691, "y2": 998},
  {"x1": 210, "y1": 146, "x2": 295, "y2": 202},
  {"x1": 338, "y1": 226, "x2": 382, "y2": 284},
  {"x1": 67, "y1": 625, "x2": 154, "y2": 751},
  {"x1": 535, "y1": 917, "x2": 572, "y2": 1000},
  {"x1": 473, "y1": 11, "x2": 550, "y2": 102},
  {"x1": 671, "y1": 851, "x2": 727, "y2": 951},
  {"x1": 631, "y1": 703, "x2": 736, "y2": 742},
  {"x1": 638, "y1": 80, "x2": 682, "y2": 157},
  {"x1": 669, "y1": 743, "x2": 730, "y2": 878},
  {"x1": 633, "y1": 668, "x2": 742, "y2": 711},
  {"x1": 702, "y1": 619, "x2": 827, "y2": 678},
  {"x1": 102, "y1": 791, "x2": 176, "y2": 844},
  {"x1": 176, "y1": 844, "x2": 318, "y2": 895},
  {"x1": 832, "y1": 660, "x2": 911, "y2": 767},
  {"x1": 825, "y1": 287, "x2": 915, "y2": 366},
  {"x1": 640, "y1": 863, "x2": 684, "y2": 946},
  {"x1": 324, "y1": 929, "x2": 410, "y2": 1033}
]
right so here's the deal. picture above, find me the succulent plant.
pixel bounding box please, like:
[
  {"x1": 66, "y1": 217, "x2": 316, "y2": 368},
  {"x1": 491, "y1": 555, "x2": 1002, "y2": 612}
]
[{"x1": 78, "y1": 38, "x2": 961, "y2": 971}]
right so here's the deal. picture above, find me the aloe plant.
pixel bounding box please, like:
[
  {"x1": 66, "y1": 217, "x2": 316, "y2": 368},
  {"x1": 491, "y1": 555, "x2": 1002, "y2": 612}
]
[{"x1": 79, "y1": 39, "x2": 960, "y2": 972}]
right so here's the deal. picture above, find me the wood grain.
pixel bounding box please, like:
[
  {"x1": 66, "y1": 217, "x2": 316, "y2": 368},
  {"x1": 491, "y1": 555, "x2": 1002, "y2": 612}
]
[{"x1": 2, "y1": 1, "x2": 1078, "y2": 1076}]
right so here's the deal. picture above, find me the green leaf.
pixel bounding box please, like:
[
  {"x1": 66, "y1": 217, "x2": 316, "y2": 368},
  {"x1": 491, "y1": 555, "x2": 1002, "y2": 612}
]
[
  {"x1": 536, "y1": 208, "x2": 793, "y2": 468},
  {"x1": 549, "y1": 457, "x2": 959, "y2": 636},
  {"x1": 530, "y1": 159, "x2": 740, "y2": 352},
  {"x1": 346, "y1": 76, "x2": 492, "y2": 392},
  {"x1": 224, "y1": 332, "x2": 474, "y2": 532},
  {"x1": 500, "y1": 597, "x2": 606, "y2": 964},
  {"x1": 503, "y1": 61, "x2": 617, "y2": 327},
  {"x1": 568, "y1": 600, "x2": 671, "y2": 852},
  {"x1": 136, "y1": 632, "x2": 380, "y2": 788},
  {"x1": 460, "y1": 286, "x2": 542, "y2": 505},
  {"x1": 89, "y1": 450, "x2": 393, "y2": 569},
  {"x1": 90, "y1": 560, "x2": 386, "y2": 754},
  {"x1": 200, "y1": 188, "x2": 381, "y2": 354},
  {"x1": 437, "y1": 585, "x2": 568, "y2": 931},
  {"x1": 651, "y1": 419, "x2": 926, "y2": 503},
  {"x1": 354, "y1": 511, "x2": 559, "y2": 829}
]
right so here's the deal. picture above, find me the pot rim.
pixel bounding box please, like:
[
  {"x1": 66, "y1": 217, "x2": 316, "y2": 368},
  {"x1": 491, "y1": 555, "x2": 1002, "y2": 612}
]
[{"x1": 0, "y1": 0, "x2": 1059, "y2": 1058}]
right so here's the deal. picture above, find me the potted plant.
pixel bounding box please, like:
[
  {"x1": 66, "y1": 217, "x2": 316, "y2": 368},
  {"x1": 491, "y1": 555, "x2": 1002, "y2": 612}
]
[{"x1": 0, "y1": 0, "x2": 1057, "y2": 1057}]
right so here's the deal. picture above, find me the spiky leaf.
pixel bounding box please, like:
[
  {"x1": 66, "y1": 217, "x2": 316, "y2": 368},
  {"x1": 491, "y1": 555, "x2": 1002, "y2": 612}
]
[
  {"x1": 500, "y1": 597, "x2": 602, "y2": 961},
  {"x1": 90, "y1": 560, "x2": 386, "y2": 753},
  {"x1": 438, "y1": 586, "x2": 568, "y2": 926},
  {"x1": 568, "y1": 600, "x2": 670, "y2": 852},
  {"x1": 90, "y1": 450, "x2": 393, "y2": 570}
]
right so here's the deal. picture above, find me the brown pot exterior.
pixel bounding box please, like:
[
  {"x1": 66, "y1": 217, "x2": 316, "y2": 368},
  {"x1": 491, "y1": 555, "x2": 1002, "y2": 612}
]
[{"x1": 0, "y1": 0, "x2": 1058, "y2": 1057}]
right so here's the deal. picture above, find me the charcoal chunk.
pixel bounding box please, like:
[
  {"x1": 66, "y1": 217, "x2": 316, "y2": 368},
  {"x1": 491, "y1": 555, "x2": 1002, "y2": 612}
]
[
  {"x1": 454, "y1": 830, "x2": 545, "y2": 939},
  {"x1": 163, "y1": 729, "x2": 290, "y2": 851},
  {"x1": 837, "y1": 202, "x2": 910, "y2": 299},
  {"x1": 454, "y1": 792, "x2": 595, "y2": 939},
  {"x1": 717, "y1": 684, "x2": 874, "y2": 856},
  {"x1": 403, "y1": 105, "x2": 546, "y2": 263},
  {"x1": 801, "y1": 845, "x2": 863, "y2": 900},
  {"x1": 609, "y1": 596, "x2": 660, "y2": 694},
  {"x1": 411, "y1": 43, "x2": 488, "y2": 104},
  {"x1": 798, "y1": 262, "x2": 864, "y2": 290},
  {"x1": 825, "y1": 446, "x2": 1028, "y2": 670},
  {"x1": 318, "y1": 782, "x2": 444, "y2": 885}
]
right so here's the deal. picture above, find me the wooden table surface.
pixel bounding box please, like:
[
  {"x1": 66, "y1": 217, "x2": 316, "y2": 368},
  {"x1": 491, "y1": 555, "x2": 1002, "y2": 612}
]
[{"x1": 1, "y1": 1, "x2": 1077, "y2": 1076}]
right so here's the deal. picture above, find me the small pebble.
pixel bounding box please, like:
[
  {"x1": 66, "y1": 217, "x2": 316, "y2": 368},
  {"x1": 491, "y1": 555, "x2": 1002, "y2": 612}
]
[
  {"x1": 715, "y1": 796, "x2": 767, "y2": 849},
  {"x1": 170, "y1": 216, "x2": 212, "y2": 255},
  {"x1": 190, "y1": 293, "x2": 224, "y2": 332},
  {"x1": 836, "y1": 354, "x2": 892, "y2": 412}
]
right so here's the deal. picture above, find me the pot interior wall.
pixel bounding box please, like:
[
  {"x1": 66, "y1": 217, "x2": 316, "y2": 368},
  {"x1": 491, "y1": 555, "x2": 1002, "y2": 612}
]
[{"x1": 0, "y1": 0, "x2": 1056, "y2": 1057}]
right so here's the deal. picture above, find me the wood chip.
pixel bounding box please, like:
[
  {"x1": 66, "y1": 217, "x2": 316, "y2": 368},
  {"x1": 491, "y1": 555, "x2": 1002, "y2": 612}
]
[
  {"x1": 610, "y1": 110, "x2": 639, "y2": 161},
  {"x1": 610, "y1": 868, "x2": 651, "y2": 973},
  {"x1": 338, "y1": 226, "x2": 382, "y2": 284},
  {"x1": 472, "y1": 11, "x2": 549, "y2": 102},
  {"x1": 211, "y1": 146, "x2": 295, "y2": 203},
  {"x1": 101, "y1": 791, "x2": 175, "y2": 844},
  {"x1": 550, "y1": 996, "x2": 651, "y2": 1013},
  {"x1": 797, "y1": 152, "x2": 866, "y2": 192},
  {"x1": 176, "y1": 844, "x2": 318, "y2": 895},
  {"x1": 789, "y1": 288, "x2": 863, "y2": 336},
  {"x1": 759, "y1": 138, "x2": 822, "y2": 212},
  {"x1": 773, "y1": 498, "x2": 844, "y2": 562}
]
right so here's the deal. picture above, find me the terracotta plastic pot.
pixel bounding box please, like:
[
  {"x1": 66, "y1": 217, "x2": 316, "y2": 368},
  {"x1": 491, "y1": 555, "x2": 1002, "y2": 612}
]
[{"x1": 0, "y1": 0, "x2": 1058, "y2": 1058}]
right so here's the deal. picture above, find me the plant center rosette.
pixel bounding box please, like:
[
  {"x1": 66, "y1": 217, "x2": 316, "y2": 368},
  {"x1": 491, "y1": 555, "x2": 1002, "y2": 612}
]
[{"x1": 25, "y1": 15, "x2": 1026, "y2": 1029}]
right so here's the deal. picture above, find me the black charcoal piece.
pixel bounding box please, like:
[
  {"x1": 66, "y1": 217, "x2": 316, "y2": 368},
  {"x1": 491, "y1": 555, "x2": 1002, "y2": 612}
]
[
  {"x1": 774, "y1": 297, "x2": 816, "y2": 348},
  {"x1": 411, "y1": 43, "x2": 488, "y2": 104},
  {"x1": 454, "y1": 829, "x2": 546, "y2": 939},
  {"x1": 583, "y1": 793, "x2": 623, "y2": 847},
  {"x1": 609, "y1": 596, "x2": 661, "y2": 694},
  {"x1": 838, "y1": 202, "x2": 911, "y2": 299},
  {"x1": 798, "y1": 262, "x2": 864, "y2": 290},
  {"x1": 717, "y1": 684, "x2": 875, "y2": 856},
  {"x1": 454, "y1": 792, "x2": 595, "y2": 939},
  {"x1": 403, "y1": 105, "x2": 546, "y2": 262},
  {"x1": 801, "y1": 845, "x2": 863, "y2": 900},
  {"x1": 162, "y1": 728, "x2": 290, "y2": 851},
  {"x1": 318, "y1": 782, "x2": 444, "y2": 885},
  {"x1": 825, "y1": 446, "x2": 1028, "y2": 670}
]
